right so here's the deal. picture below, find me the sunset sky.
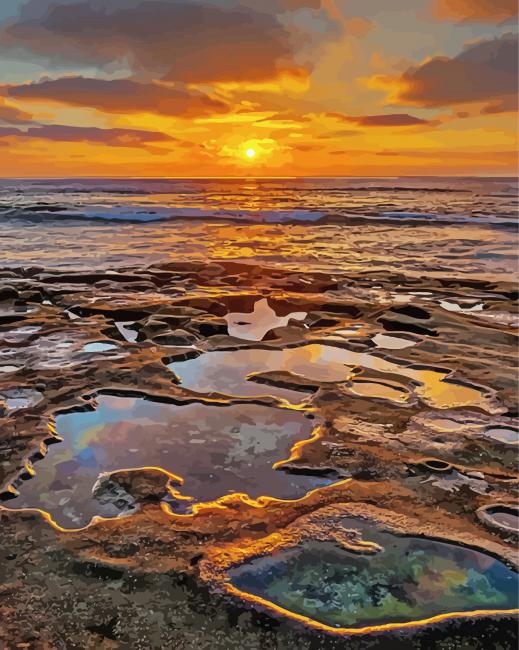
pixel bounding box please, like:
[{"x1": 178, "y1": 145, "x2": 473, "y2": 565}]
[{"x1": 0, "y1": 0, "x2": 517, "y2": 177}]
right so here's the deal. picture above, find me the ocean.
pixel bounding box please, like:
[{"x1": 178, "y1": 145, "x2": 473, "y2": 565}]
[{"x1": 1, "y1": 176, "x2": 517, "y2": 280}]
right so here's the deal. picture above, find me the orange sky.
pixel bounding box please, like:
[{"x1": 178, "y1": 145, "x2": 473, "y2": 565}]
[{"x1": 0, "y1": 0, "x2": 517, "y2": 177}]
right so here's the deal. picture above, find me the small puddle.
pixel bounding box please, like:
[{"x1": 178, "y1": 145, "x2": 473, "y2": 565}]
[
  {"x1": 348, "y1": 379, "x2": 409, "y2": 403},
  {"x1": 228, "y1": 517, "x2": 519, "y2": 630},
  {"x1": 6, "y1": 394, "x2": 333, "y2": 528},
  {"x1": 0, "y1": 365, "x2": 19, "y2": 373},
  {"x1": 168, "y1": 346, "x2": 356, "y2": 403},
  {"x1": 82, "y1": 341, "x2": 119, "y2": 353},
  {"x1": 491, "y1": 511, "x2": 519, "y2": 530},
  {"x1": 1, "y1": 388, "x2": 44, "y2": 411},
  {"x1": 169, "y1": 344, "x2": 495, "y2": 411},
  {"x1": 423, "y1": 469, "x2": 490, "y2": 495},
  {"x1": 478, "y1": 505, "x2": 519, "y2": 534},
  {"x1": 482, "y1": 426, "x2": 518, "y2": 445},
  {"x1": 115, "y1": 321, "x2": 138, "y2": 342},
  {"x1": 440, "y1": 300, "x2": 484, "y2": 313},
  {"x1": 372, "y1": 333, "x2": 417, "y2": 350},
  {"x1": 0, "y1": 325, "x2": 42, "y2": 343},
  {"x1": 224, "y1": 298, "x2": 306, "y2": 341}
]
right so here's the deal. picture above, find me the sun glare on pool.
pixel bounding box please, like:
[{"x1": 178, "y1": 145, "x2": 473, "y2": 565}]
[{"x1": 245, "y1": 148, "x2": 256, "y2": 159}]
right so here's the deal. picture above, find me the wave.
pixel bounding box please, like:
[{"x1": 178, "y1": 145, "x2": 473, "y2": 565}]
[
  {"x1": 0, "y1": 205, "x2": 325, "y2": 224},
  {"x1": 1, "y1": 204, "x2": 516, "y2": 228}
]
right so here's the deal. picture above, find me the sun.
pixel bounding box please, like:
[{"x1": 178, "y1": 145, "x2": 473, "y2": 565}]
[{"x1": 245, "y1": 148, "x2": 256, "y2": 159}]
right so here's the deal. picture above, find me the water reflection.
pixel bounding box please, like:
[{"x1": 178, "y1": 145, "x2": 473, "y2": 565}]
[
  {"x1": 224, "y1": 298, "x2": 306, "y2": 341},
  {"x1": 169, "y1": 343, "x2": 495, "y2": 411},
  {"x1": 482, "y1": 426, "x2": 518, "y2": 445},
  {"x1": 372, "y1": 333, "x2": 417, "y2": 350},
  {"x1": 115, "y1": 321, "x2": 138, "y2": 342},
  {"x1": 478, "y1": 505, "x2": 519, "y2": 534},
  {"x1": 7, "y1": 394, "x2": 332, "y2": 528},
  {"x1": 82, "y1": 341, "x2": 119, "y2": 353},
  {"x1": 229, "y1": 517, "x2": 519, "y2": 630},
  {"x1": 168, "y1": 345, "x2": 356, "y2": 403}
]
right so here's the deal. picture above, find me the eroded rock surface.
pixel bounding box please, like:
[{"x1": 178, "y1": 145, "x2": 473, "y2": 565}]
[{"x1": 0, "y1": 260, "x2": 517, "y2": 648}]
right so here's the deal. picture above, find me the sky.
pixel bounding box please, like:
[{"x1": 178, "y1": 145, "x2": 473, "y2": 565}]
[{"x1": 0, "y1": 0, "x2": 517, "y2": 177}]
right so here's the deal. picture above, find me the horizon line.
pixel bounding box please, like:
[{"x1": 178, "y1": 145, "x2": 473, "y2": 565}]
[{"x1": 0, "y1": 174, "x2": 516, "y2": 180}]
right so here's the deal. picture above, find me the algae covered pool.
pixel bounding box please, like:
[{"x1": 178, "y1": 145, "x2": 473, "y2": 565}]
[{"x1": 228, "y1": 517, "x2": 519, "y2": 631}]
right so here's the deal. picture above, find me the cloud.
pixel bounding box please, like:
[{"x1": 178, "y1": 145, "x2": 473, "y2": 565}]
[
  {"x1": 279, "y1": 0, "x2": 321, "y2": 7},
  {"x1": 375, "y1": 149, "x2": 518, "y2": 163},
  {"x1": 291, "y1": 142, "x2": 324, "y2": 152},
  {"x1": 0, "y1": 0, "x2": 309, "y2": 84},
  {"x1": 325, "y1": 112, "x2": 433, "y2": 126},
  {"x1": 373, "y1": 33, "x2": 518, "y2": 111},
  {"x1": 317, "y1": 129, "x2": 359, "y2": 138},
  {"x1": 0, "y1": 124, "x2": 175, "y2": 147},
  {"x1": 0, "y1": 98, "x2": 32, "y2": 124},
  {"x1": 0, "y1": 127, "x2": 21, "y2": 137},
  {"x1": 480, "y1": 94, "x2": 518, "y2": 114},
  {"x1": 6, "y1": 76, "x2": 229, "y2": 117},
  {"x1": 344, "y1": 16, "x2": 373, "y2": 37},
  {"x1": 431, "y1": 0, "x2": 517, "y2": 23}
]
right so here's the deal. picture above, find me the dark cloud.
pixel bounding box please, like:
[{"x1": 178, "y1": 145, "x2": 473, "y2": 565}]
[
  {"x1": 317, "y1": 129, "x2": 359, "y2": 139},
  {"x1": 326, "y1": 112, "x2": 432, "y2": 126},
  {"x1": 0, "y1": 124, "x2": 175, "y2": 147},
  {"x1": 0, "y1": 0, "x2": 308, "y2": 83},
  {"x1": 393, "y1": 33, "x2": 518, "y2": 109},
  {"x1": 0, "y1": 127, "x2": 21, "y2": 137},
  {"x1": 6, "y1": 77, "x2": 229, "y2": 117},
  {"x1": 480, "y1": 94, "x2": 518, "y2": 115},
  {"x1": 431, "y1": 0, "x2": 517, "y2": 23}
]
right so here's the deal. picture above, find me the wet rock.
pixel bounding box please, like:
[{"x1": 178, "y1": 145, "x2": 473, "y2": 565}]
[
  {"x1": 0, "y1": 388, "x2": 44, "y2": 412},
  {"x1": 279, "y1": 463, "x2": 347, "y2": 480},
  {"x1": 391, "y1": 305, "x2": 431, "y2": 320},
  {"x1": 197, "y1": 263, "x2": 226, "y2": 279},
  {"x1": 152, "y1": 329, "x2": 198, "y2": 345},
  {"x1": 306, "y1": 312, "x2": 344, "y2": 328},
  {"x1": 92, "y1": 479, "x2": 137, "y2": 516},
  {"x1": 378, "y1": 316, "x2": 437, "y2": 337},
  {"x1": 0, "y1": 259, "x2": 517, "y2": 648},
  {"x1": 417, "y1": 458, "x2": 453, "y2": 473},
  {"x1": 319, "y1": 303, "x2": 363, "y2": 318},
  {"x1": 188, "y1": 316, "x2": 228, "y2": 337},
  {"x1": 262, "y1": 325, "x2": 306, "y2": 344},
  {"x1": 142, "y1": 318, "x2": 171, "y2": 333},
  {"x1": 248, "y1": 370, "x2": 326, "y2": 393},
  {"x1": 422, "y1": 469, "x2": 491, "y2": 496},
  {"x1": 152, "y1": 314, "x2": 190, "y2": 329},
  {"x1": 18, "y1": 290, "x2": 43, "y2": 302},
  {"x1": 92, "y1": 468, "x2": 179, "y2": 514},
  {"x1": 85, "y1": 615, "x2": 119, "y2": 640},
  {"x1": 0, "y1": 286, "x2": 19, "y2": 301},
  {"x1": 156, "y1": 305, "x2": 206, "y2": 319}
]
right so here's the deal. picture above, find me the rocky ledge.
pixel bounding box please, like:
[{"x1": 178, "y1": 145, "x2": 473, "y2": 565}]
[{"x1": 0, "y1": 260, "x2": 517, "y2": 648}]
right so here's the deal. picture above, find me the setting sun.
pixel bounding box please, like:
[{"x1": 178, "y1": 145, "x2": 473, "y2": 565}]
[{"x1": 245, "y1": 148, "x2": 256, "y2": 159}]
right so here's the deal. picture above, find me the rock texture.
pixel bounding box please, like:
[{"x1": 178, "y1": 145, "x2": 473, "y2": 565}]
[{"x1": 0, "y1": 259, "x2": 517, "y2": 648}]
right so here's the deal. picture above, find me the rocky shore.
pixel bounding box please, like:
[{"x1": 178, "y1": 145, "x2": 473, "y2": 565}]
[{"x1": 0, "y1": 259, "x2": 517, "y2": 648}]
